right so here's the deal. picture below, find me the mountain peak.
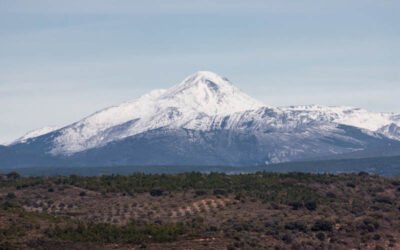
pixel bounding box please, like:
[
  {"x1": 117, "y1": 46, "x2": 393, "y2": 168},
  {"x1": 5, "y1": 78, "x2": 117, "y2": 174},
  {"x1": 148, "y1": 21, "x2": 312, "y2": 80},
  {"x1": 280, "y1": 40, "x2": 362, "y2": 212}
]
[
  {"x1": 174, "y1": 70, "x2": 232, "y2": 91},
  {"x1": 191, "y1": 70, "x2": 223, "y2": 77},
  {"x1": 185, "y1": 70, "x2": 230, "y2": 83},
  {"x1": 160, "y1": 71, "x2": 264, "y2": 115}
]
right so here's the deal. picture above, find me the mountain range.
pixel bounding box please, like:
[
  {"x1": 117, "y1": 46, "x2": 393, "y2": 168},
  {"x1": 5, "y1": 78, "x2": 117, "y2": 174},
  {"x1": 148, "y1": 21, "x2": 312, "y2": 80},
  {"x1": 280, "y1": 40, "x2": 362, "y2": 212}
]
[{"x1": 1, "y1": 71, "x2": 400, "y2": 169}]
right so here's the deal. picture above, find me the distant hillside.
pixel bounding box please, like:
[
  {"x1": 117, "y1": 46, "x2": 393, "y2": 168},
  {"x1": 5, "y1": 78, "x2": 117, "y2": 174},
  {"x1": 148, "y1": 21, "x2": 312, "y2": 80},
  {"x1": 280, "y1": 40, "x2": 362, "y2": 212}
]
[
  {"x1": 264, "y1": 155, "x2": 400, "y2": 176},
  {"x1": 2, "y1": 154, "x2": 400, "y2": 177}
]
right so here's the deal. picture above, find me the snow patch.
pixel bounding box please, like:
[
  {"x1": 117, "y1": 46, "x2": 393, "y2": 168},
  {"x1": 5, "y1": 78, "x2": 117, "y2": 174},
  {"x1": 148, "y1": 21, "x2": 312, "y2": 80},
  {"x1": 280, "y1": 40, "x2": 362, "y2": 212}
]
[{"x1": 12, "y1": 126, "x2": 61, "y2": 144}]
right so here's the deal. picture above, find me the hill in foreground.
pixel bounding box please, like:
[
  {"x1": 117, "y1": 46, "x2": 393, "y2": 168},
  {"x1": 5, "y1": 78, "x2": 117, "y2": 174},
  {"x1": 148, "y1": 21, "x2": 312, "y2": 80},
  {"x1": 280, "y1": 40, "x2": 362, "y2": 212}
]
[{"x1": 0, "y1": 172, "x2": 399, "y2": 249}]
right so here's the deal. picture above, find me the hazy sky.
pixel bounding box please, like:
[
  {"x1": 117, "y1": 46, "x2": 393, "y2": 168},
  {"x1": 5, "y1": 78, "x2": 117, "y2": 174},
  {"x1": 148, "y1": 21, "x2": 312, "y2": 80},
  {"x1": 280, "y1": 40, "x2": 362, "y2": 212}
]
[{"x1": 0, "y1": 0, "x2": 399, "y2": 144}]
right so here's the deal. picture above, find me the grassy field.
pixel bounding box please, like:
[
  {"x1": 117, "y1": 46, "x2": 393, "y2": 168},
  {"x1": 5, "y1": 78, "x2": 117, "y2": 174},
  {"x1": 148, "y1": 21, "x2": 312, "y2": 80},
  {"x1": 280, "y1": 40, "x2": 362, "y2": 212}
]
[{"x1": 0, "y1": 171, "x2": 399, "y2": 249}]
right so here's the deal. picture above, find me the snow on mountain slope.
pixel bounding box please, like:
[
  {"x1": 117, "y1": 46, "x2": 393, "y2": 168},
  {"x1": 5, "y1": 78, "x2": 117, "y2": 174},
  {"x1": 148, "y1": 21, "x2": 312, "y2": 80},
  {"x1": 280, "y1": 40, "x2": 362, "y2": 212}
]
[
  {"x1": 378, "y1": 123, "x2": 400, "y2": 141},
  {"x1": 50, "y1": 71, "x2": 265, "y2": 155},
  {"x1": 12, "y1": 126, "x2": 61, "y2": 144},
  {"x1": 159, "y1": 71, "x2": 264, "y2": 115},
  {"x1": 281, "y1": 105, "x2": 399, "y2": 132},
  {"x1": 10, "y1": 71, "x2": 400, "y2": 159}
]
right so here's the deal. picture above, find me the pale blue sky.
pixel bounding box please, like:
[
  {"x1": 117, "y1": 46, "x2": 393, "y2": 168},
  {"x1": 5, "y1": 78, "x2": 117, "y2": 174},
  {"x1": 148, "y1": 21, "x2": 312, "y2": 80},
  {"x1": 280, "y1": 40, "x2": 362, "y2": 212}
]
[{"x1": 0, "y1": 0, "x2": 399, "y2": 143}]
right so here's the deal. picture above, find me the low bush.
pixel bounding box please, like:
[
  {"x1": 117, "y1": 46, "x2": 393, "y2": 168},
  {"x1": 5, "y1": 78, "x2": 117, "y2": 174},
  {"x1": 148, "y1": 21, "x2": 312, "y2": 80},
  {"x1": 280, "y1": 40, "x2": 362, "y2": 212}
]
[
  {"x1": 6, "y1": 193, "x2": 16, "y2": 199},
  {"x1": 288, "y1": 202, "x2": 303, "y2": 210},
  {"x1": 325, "y1": 192, "x2": 336, "y2": 199},
  {"x1": 213, "y1": 189, "x2": 227, "y2": 196},
  {"x1": 316, "y1": 232, "x2": 325, "y2": 241},
  {"x1": 194, "y1": 190, "x2": 207, "y2": 196},
  {"x1": 374, "y1": 196, "x2": 393, "y2": 205},
  {"x1": 305, "y1": 201, "x2": 317, "y2": 211},
  {"x1": 150, "y1": 189, "x2": 163, "y2": 197},
  {"x1": 284, "y1": 221, "x2": 307, "y2": 232},
  {"x1": 311, "y1": 219, "x2": 333, "y2": 232},
  {"x1": 357, "y1": 218, "x2": 379, "y2": 232},
  {"x1": 346, "y1": 182, "x2": 356, "y2": 188}
]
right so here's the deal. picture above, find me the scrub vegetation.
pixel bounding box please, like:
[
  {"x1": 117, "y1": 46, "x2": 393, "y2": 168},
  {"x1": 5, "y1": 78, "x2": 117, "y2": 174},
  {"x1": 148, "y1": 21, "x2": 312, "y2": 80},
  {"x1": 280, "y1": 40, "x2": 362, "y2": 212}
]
[{"x1": 0, "y1": 171, "x2": 399, "y2": 249}]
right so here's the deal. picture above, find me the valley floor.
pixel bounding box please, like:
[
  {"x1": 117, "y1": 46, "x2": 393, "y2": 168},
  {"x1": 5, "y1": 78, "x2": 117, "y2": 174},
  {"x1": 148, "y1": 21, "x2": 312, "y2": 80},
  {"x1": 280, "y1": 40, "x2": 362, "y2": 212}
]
[{"x1": 0, "y1": 172, "x2": 399, "y2": 249}]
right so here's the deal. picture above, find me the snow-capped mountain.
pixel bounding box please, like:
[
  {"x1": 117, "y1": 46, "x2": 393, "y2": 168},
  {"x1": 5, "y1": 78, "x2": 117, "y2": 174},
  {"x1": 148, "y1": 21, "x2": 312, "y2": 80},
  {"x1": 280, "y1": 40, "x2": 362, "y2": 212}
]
[
  {"x1": 50, "y1": 71, "x2": 264, "y2": 155},
  {"x1": 1, "y1": 71, "x2": 400, "y2": 168}
]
